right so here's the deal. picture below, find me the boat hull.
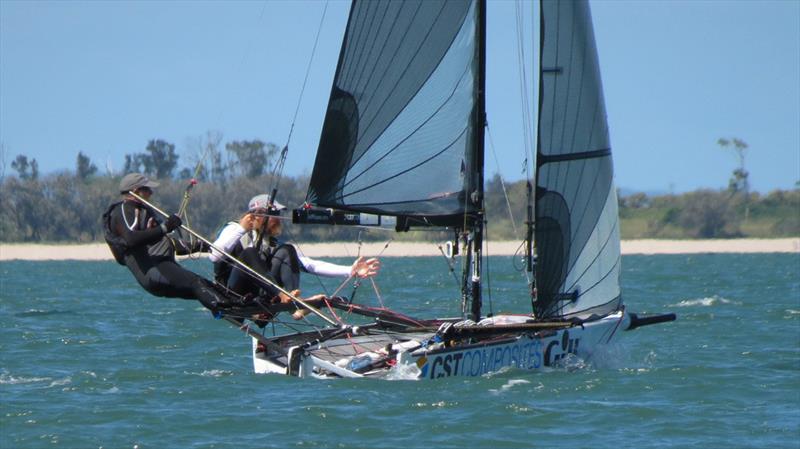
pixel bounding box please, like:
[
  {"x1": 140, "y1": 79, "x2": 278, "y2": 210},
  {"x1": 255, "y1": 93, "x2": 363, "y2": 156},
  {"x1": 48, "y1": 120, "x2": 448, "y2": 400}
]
[{"x1": 251, "y1": 311, "x2": 629, "y2": 379}]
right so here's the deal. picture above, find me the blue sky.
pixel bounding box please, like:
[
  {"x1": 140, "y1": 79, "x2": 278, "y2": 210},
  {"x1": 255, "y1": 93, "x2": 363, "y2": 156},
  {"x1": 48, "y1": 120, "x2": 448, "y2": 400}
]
[{"x1": 1, "y1": 0, "x2": 798, "y2": 194}]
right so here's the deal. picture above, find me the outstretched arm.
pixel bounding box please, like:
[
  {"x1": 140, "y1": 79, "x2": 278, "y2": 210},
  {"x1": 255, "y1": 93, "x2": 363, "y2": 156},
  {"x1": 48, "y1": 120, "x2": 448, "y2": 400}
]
[
  {"x1": 294, "y1": 245, "x2": 380, "y2": 279},
  {"x1": 350, "y1": 256, "x2": 381, "y2": 278}
]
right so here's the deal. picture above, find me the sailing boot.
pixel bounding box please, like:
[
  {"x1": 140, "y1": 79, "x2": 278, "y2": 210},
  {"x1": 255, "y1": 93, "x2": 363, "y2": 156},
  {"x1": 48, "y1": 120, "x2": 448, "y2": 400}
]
[{"x1": 191, "y1": 278, "x2": 246, "y2": 313}]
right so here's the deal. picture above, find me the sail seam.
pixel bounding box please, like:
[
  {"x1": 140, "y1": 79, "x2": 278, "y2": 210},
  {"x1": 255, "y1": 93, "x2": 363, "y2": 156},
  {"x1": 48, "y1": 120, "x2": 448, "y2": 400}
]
[
  {"x1": 338, "y1": 124, "x2": 470, "y2": 201},
  {"x1": 565, "y1": 29, "x2": 591, "y2": 223},
  {"x1": 548, "y1": 253, "x2": 620, "y2": 318},
  {"x1": 346, "y1": 2, "x2": 392, "y2": 95},
  {"x1": 340, "y1": 1, "x2": 375, "y2": 89},
  {"x1": 337, "y1": 1, "x2": 427, "y2": 174},
  {"x1": 345, "y1": 2, "x2": 406, "y2": 129},
  {"x1": 347, "y1": 2, "x2": 459, "y2": 171},
  {"x1": 556, "y1": 3, "x2": 578, "y2": 202},
  {"x1": 564, "y1": 155, "x2": 605, "y2": 274},
  {"x1": 338, "y1": 57, "x2": 474, "y2": 193},
  {"x1": 562, "y1": 253, "x2": 620, "y2": 314},
  {"x1": 564, "y1": 217, "x2": 619, "y2": 294}
]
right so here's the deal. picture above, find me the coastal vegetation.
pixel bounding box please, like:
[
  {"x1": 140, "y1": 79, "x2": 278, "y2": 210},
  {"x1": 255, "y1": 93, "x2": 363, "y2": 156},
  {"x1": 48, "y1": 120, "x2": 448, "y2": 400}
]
[{"x1": 1, "y1": 141, "x2": 797, "y2": 243}]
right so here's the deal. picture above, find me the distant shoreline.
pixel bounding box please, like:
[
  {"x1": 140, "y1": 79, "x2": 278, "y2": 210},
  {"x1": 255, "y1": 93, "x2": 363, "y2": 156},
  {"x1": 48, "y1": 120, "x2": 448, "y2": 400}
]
[{"x1": 0, "y1": 238, "x2": 797, "y2": 261}]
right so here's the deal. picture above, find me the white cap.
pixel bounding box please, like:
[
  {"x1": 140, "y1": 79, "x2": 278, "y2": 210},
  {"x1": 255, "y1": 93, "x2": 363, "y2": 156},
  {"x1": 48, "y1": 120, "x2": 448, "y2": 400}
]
[{"x1": 248, "y1": 194, "x2": 286, "y2": 213}]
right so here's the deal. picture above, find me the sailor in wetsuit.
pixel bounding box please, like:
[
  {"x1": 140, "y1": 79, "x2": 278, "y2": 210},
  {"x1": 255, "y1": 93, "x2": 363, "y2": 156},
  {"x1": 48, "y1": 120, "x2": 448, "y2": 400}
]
[{"x1": 103, "y1": 173, "x2": 250, "y2": 313}]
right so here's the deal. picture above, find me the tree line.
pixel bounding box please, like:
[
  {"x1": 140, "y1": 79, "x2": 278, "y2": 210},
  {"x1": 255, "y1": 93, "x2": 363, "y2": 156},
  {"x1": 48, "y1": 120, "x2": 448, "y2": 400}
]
[{"x1": 1, "y1": 139, "x2": 797, "y2": 243}]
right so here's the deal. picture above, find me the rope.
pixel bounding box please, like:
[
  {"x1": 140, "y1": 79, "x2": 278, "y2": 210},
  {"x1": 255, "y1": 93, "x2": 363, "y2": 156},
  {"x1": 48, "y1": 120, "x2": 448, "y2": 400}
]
[
  {"x1": 437, "y1": 244, "x2": 461, "y2": 289},
  {"x1": 264, "y1": 2, "x2": 329, "y2": 203},
  {"x1": 369, "y1": 277, "x2": 385, "y2": 309}
]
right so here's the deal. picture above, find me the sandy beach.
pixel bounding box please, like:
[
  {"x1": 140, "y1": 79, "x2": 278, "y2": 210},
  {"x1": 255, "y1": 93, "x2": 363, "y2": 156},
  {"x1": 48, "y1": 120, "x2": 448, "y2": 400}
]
[{"x1": 0, "y1": 238, "x2": 797, "y2": 261}]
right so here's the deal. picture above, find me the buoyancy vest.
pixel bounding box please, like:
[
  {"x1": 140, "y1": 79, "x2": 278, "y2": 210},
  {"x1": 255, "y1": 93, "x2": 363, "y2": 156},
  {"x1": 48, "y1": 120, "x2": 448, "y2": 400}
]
[{"x1": 102, "y1": 201, "x2": 127, "y2": 265}]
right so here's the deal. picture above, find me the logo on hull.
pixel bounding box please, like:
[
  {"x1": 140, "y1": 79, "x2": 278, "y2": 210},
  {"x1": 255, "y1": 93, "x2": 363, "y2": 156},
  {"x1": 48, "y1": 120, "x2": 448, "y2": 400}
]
[{"x1": 419, "y1": 330, "x2": 581, "y2": 379}]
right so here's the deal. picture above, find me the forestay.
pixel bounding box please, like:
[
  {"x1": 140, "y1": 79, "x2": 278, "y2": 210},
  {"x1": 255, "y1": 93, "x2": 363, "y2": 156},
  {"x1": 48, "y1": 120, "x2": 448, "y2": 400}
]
[
  {"x1": 306, "y1": 0, "x2": 482, "y2": 226},
  {"x1": 533, "y1": 0, "x2": 622, "y2": 320}
]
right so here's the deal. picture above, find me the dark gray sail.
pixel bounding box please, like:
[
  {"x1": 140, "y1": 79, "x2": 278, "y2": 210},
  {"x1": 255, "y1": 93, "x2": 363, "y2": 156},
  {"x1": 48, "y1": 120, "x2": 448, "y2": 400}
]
[
  {"x1": 533, "y1": 0, "x2": 622, "y2": 320},
  {"x1": 306, "y1": 0, "x2": 483, "y2": 226}
]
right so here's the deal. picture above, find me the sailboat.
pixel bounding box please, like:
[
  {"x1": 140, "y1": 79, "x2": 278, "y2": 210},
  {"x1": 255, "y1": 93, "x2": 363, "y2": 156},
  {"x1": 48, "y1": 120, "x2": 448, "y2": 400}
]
[{"x1": 236, "y1": 0, "x2": 675, "y2": 379}]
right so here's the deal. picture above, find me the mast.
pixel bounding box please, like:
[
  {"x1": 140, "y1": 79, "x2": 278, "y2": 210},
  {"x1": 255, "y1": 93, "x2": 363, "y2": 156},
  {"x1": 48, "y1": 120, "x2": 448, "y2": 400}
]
[
  {"x1": 530, "y1": 0, "x2": 546, "y2": 316},
  {"x1": 467, "y1": 0, "x2": 487, "y2": 323}
]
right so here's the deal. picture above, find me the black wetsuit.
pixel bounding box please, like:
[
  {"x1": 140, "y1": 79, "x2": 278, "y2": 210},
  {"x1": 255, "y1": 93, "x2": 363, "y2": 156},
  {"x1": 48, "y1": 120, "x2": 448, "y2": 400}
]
[
  {"x1": 105, "y1": 200, "x2": 237, "y2": 311},
  {"x1": 265, "y1": 241, "x2": 302, "y2": 291}
]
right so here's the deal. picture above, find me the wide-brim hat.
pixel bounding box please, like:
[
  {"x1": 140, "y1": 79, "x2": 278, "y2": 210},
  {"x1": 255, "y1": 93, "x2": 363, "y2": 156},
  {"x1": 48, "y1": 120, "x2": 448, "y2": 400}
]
[{"x1": 119, "y1": 173, "x2": 159, "y2": 193}]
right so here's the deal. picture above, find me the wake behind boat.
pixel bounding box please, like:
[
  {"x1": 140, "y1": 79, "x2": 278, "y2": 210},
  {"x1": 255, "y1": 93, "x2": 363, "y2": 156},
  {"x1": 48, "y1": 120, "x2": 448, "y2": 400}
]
[{"x1": 205, "y1": 0, "x2": 675, "y2": 380}]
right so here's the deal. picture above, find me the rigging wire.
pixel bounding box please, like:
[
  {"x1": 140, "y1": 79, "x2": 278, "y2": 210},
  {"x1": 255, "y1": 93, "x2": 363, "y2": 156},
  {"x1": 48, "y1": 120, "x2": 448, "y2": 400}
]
[
  {"x1": 514, "y1": 0, "x2": 536, "y2": 288},
  {"x1": 483, "y1": 219, "x2": 494, "y2": 318},
  {"x1": 486, "y1": 125, "x2": 521, "y2": 240},
  {"x1": 257, "y1": 1, "x2": 331, "y2": 304},
  {"x1": 514, "y1": 0, "x2": 536, "y2": 183},
  {"x1": 437, "y1": 244, "x2": 461, "y2": 290},
  {"x1": 247, "y1": 0, "x2": 333, "y2": 315},
  {"x1": 280, "y1": 222, "x2": 392, "y2": 317},
  {"x1": 267, "y1": 1, "x2": 328, "y2": 202},
  {"x1": 169, "y1": 2, "x2": 271, "y2": 267}
]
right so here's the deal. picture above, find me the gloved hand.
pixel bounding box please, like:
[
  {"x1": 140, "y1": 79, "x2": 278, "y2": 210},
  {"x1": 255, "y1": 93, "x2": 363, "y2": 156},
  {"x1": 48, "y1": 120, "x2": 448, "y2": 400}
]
[{"x1": 164, "y1": 214, "x2": 182, "y2": 232}]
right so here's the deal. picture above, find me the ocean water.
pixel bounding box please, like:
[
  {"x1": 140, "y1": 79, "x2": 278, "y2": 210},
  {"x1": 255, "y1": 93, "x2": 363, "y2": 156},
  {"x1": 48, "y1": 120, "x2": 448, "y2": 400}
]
[{"x1": 1, "y1": 253, "x2": 798, "y2": 448}]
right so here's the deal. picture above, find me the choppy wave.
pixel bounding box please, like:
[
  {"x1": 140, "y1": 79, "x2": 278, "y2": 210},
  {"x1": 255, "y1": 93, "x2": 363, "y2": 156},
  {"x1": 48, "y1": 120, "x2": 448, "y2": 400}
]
[
  {"x1": 0, "y1": 373, "x2": 52, "y2": 385},
  {"x1": 186, "y1": 369, "x2": 234, "y2": 378},
  {"x1": 671, "y1": 296, "x2": 737, "y2": 307},
  {"x1": 15, "y1": 309, "x2": 71, "y2": 317},
  {"x1": 489, "y1": 378, "x2": 531, "y2": 394},
  {"x1": 0, "y1": 371, "x2": 72, "y2": 388}
]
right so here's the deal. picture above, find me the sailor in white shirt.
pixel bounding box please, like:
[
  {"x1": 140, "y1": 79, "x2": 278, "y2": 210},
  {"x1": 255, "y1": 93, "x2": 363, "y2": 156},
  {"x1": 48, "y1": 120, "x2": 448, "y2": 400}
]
[{"x1": 211, "y1": 194, "x2": 380, "y2": 313}]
